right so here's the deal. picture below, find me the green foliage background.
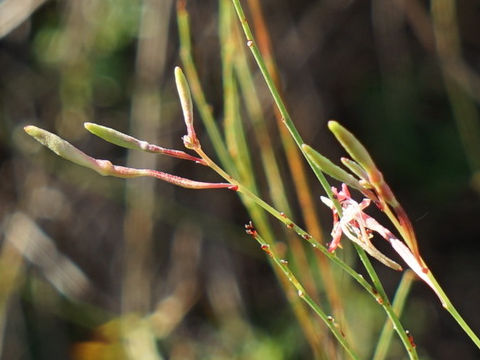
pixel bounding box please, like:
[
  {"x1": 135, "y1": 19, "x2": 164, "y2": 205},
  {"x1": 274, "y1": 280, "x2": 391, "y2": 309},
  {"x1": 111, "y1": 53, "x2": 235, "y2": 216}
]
[{"x1": 0, "y1": 0, "x2": 479, "y2": 359}]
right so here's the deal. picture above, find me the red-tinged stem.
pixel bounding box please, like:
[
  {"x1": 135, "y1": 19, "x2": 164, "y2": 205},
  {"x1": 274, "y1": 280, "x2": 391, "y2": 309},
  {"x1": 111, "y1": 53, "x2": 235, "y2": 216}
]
[
  {"x1": 143, "y1": 144, "x2": 207, "y2": 165},
  {"x1": 101, "y1": 162, "x2": 237, "y2": 190}
]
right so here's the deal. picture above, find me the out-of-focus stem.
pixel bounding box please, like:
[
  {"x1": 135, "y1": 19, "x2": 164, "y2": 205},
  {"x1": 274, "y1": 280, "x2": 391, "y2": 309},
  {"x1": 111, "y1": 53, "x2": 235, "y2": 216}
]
[
  {"x1": 196, "y1": 146, "x2": 377, "y2": 298},
  {"x1": 220, "y1": 0, "x2": 257, "y2": 194},
  {"x1": 249, "y1": 230, "x2": 360, "y2": 360},
  {"x1": 177, "y1": 2, "x2": 235, "y2": 174},
  {"x1": 373, "y1": 270, "x2": 415, "y2": 360},
  {"x1": 244, "y1": 0, "x2": 345, "y2": 334},
  {"x1": 123, "y1": 0, "x2": 173, "y2": 315},
  {"x1": 178, "y1": 5, "x2": 326, "y2": 356},
  {"x1": 426, "y1": 270, "x2": 480, "y2": 348},
  {"x1": 431, "y1": 0, "x2": 480, "y2": 174}
]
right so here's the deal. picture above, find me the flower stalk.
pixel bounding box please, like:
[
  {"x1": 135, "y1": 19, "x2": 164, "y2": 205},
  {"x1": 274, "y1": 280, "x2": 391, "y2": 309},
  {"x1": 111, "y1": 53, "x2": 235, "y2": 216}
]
[
  {"x1": 24, "y1": 124, "x2": 235, "y2": 191},
  {"x1": 327, "y1": 120, "x2": 420, "y2": 261},
  {"x1": 84, "y1": 122, "x2": 206, "y2": 164},
  {"x1": 303, "y1": 120, "x2": 480, "y2": 349},
  {"x1": 24, "y1": 52, "x2": 480, "y2": 354}
]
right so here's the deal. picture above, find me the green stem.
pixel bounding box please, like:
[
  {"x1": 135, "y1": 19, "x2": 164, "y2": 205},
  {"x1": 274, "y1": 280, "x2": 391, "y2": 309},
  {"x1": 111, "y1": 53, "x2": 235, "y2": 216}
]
[
  {"x1": 427, "y1": 271, "x2": 480, "y2": 348},
  {"x1": 373, "y1": 271, "x2": 415, "y2": 360},
  {"x1": 177, "y1": 4, "x2": 235, "y2": 174},
  {"x1": 355, "y1": 245, "x2": 418, "y2": 359},
  {"x1": 230, "y1": 0, "x2": 335, "y2": 204},
  {"x1": 198, "y1": 144, "x2": 421, "y2": 358},
  {"x1": 196, "y1": 146, "x2": 377, "y2": 299},
  {"x1": 251, "y1": 231, "x2": 360, "y2": 360},
  {"x1": 229, "y1": 1, "x2": 418, "y2": 357}
]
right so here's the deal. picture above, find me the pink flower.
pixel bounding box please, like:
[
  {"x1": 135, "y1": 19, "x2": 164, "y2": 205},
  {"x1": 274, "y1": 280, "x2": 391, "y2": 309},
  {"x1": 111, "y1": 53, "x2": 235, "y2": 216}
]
[{"x1": 321, "y1": 184, "x2": 438, "y2": 296}]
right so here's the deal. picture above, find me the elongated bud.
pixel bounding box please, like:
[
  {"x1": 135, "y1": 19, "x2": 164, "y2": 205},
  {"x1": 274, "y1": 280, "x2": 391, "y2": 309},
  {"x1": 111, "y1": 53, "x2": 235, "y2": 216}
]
[
  {"x1": 84, "y1": 122, "x2": 206, "y2": 164},
  {"x1": 328, "y1": 120, "x2": 383, "y2": 184},
  {"x1": 84, "y1": 122, "x2": 145, "y2": 150},
  {"x1": 302, "y1": 144, "x2": 361, "y2": 190},
  {"x1": 328, "y1": 121, "x2": 420, "y2": 260},
  {"x1": 340, "y1": 158, "x2": 369, "y2": 184},
  {"x1": 24, "y1": 125, "x2": 235, "y2": 190},
  {"x1": 175, "y1": 66, "x2": 198, "y2": 148},
  {"x1": 24, "y1": 126, "x2": 100, "y2": 172}
]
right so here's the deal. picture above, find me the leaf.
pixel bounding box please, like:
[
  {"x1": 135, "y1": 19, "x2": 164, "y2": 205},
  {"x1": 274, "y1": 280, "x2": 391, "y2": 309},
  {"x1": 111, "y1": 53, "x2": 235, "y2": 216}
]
[
  {"x1": 328, "y1": 121, "x2": 377, "y2": 175},
  {"x1": 302, "y1": 144, "x2": 362, "y2": 190}
]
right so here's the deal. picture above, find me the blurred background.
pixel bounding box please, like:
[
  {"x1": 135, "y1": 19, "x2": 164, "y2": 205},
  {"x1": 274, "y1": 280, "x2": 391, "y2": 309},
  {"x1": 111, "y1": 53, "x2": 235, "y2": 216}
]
[{"x1": 1, "y1": 0, "x2": 480, "y2": 359}]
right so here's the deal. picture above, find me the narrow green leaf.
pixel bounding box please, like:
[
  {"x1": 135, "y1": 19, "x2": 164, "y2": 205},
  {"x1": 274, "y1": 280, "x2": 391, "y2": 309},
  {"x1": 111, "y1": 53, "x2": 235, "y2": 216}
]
[
  {"x1": 302, "y1": 144, "x2": 362, "y2": 190},
  {"x1": 328, "y1": 121, "x2": 376, "y2": 174},
  {"x1": 340, "y1": 157, "x2": 369, "y2": 183}
]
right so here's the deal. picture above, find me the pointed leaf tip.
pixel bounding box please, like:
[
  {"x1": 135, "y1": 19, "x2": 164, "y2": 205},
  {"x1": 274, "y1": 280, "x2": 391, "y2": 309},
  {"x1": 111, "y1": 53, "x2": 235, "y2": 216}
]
[
  {"x1": 23, "y1": 125, "x2": 99, "y2": 171},
  {"x1": 327, "y1": 120, "x2": 339, "y2": 131},
  {"x1": 84, "y1": 122, "x2": 141, "y2": 150},
  {"x1": 24, "y1": 125, "x2": 35, "y2": 134},
  {"x1": 83, "y1": 122, "x2": 94, "y2": 131},
  {"x1": 327, "y1": 120, "x2": 376, "y2": 174},
  {"x1": 303, "y1": 143, "x2": 362, "y2": 190}
]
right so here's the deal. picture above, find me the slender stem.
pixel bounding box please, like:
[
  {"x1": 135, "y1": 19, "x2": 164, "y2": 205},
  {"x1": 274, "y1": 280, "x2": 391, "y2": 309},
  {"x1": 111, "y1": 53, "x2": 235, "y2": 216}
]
[
  {"x1": 198, "y1": 144, "x2": 423, "y2": 359},
  {"x1": 250, "y1": 231, "x2": 360, "y2": 360},
  {"x1": 196, "y1": 146, "x2": 377, "y2": 298},
  {"x1": 230, "y1": 0, "x2": 335, "y2": 203},
  {"x1": 178, "y1": 5, "x2": 329, "y2": 355},
  {"x1": 229, "y1": 1, "x2": 418, "y2": 357},
  {"x1": 426, "y1": 271, "x2": 480, "y2": 348},
  {"x1": 355, "y1": 245, "x2": 418, "y2": 359},
  {"x1": 177, "y1": 3, "x2": 235, "y2": 174},
  {"x1": 219, "y1": 1, "x2": 257, "y2": 194},
  {"x1": 373, "y1": 271, "x2": 415, "y2": 360},
  {"x1": 232, "y1": 7, "x2": 325, "y2": 306}
]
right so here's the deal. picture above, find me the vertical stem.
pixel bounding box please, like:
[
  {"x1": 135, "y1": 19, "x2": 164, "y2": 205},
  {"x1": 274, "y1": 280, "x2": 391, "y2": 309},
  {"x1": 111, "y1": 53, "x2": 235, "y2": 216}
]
[
  {"x1": 229, "y1": 1, "x2": 418, "y2": 358},
  {"x1": 431, "y1": 0, "x2": 480, "y2": 173},
  {"x1": 426, "y1": 271, "x2": 480, "y2": 348},
  {"x1": 230, "y1": 0, "x2": 334, "y2": 201},
  {"x1": 355, "y1": 245, "x2": 418, "y2": 359},
  {"x1": 123, "y1": 0, "x2": 173, "y2": 314},
  {"x1": 251, "y1": 231, "x2": 360, "y2": 360},
  {"x1": 243, "y1": 1, "x2": 347, "y2": 342},
  {"x1": 177, "y1": 2, "x2": 235, "y2": 174},
  {"x1": 373, "y1": 270, "x2": 415, "y2": 360}
]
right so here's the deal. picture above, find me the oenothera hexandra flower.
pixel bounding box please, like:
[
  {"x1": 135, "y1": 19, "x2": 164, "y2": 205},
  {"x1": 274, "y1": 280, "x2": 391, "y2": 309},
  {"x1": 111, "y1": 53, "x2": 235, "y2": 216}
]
[
  {"x1": 321, "y1": 184, "x2": 438, "y2": 297},
  {"x1": 321, "y1": 184, "x2": 402, "y2": 270}
]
